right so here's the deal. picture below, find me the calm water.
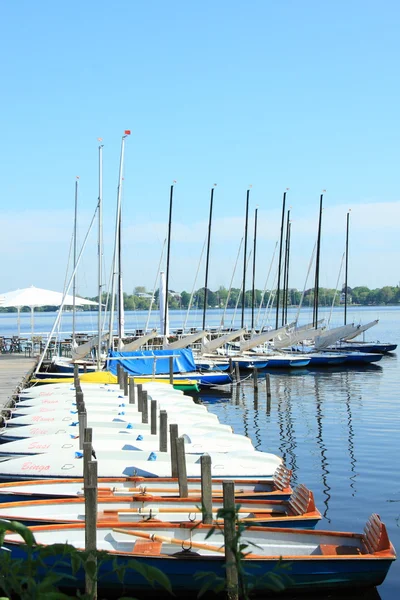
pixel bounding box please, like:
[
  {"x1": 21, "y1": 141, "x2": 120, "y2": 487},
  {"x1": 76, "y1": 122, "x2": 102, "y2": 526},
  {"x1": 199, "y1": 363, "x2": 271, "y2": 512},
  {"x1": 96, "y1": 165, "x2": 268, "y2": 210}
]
[{"x1": 0, "y1": 306, "x2": 399, "y2": 597}]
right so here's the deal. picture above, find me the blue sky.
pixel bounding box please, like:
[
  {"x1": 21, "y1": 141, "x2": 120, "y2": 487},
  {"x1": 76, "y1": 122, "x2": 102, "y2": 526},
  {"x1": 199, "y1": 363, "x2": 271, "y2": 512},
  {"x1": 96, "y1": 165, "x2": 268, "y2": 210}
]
[{"x1": 1, "y1": 0, "x2": 399, "y2": 298}]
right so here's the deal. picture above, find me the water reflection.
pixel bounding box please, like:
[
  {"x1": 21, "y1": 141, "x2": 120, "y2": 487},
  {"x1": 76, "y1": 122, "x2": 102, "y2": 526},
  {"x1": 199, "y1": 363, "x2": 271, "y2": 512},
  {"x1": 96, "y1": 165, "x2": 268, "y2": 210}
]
[{"x1": 313, "y1": 376, "x2": 331, "y2": 520}]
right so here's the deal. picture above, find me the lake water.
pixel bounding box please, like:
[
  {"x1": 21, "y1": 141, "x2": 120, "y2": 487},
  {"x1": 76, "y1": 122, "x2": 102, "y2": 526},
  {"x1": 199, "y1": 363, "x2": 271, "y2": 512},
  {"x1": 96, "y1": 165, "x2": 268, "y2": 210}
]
[{"x1": 0, "y1": 305, "x2": 399, "y2": 598}]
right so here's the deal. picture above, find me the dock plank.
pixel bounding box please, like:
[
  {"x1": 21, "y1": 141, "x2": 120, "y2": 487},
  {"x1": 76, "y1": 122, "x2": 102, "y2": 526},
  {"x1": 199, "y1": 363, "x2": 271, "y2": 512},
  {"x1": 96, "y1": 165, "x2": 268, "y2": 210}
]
[{"x1": 0, "y1": 355, "x2": 37, "y2": 410}]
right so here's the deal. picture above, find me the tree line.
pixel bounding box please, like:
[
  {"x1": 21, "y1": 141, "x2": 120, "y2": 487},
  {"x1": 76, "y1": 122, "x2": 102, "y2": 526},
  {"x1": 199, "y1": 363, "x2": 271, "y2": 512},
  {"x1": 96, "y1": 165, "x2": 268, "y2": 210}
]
[{"x1": 0, "y1": 285, "x2": 398, "y2": 313}]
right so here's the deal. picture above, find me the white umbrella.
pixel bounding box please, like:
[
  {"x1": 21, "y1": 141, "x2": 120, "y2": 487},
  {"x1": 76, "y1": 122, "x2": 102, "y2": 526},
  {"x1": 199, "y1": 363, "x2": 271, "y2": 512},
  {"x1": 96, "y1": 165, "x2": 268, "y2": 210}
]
[{"x1": 0, "y1": 286, "x2": 98, "y2": 335}]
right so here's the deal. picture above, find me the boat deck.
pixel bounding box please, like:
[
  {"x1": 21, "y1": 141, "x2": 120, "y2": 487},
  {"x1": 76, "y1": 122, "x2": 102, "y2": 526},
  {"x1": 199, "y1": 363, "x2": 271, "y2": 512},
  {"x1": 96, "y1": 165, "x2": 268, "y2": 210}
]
[{"x1": 0, "y1": 355, "x2": 37, "y2": 410}]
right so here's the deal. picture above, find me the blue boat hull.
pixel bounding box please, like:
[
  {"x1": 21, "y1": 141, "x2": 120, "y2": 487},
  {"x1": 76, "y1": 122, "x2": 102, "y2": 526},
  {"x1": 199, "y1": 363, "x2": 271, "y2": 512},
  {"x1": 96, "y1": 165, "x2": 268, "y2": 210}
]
[{"x1": 5, "y1": 543, "x2": 393, "y2": 593}]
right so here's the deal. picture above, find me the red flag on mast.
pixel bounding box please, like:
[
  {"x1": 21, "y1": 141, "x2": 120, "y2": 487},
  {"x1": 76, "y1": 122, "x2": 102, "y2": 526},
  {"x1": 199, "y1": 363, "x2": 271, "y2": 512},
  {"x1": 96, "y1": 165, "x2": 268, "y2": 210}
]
[{"x1": 124, "y1": 130, "x2": 131, "y2": 135}]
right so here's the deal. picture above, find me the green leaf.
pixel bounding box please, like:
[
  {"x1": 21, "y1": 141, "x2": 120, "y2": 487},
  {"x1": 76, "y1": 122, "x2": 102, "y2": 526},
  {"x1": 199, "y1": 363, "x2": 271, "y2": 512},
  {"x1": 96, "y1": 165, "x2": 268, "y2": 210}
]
[
  {"x1": 126, "y1": 559, "x2": 173, "y2": 595},
  {"x1": 6, "y1": 521, "x2": 36, "y2": 547}
]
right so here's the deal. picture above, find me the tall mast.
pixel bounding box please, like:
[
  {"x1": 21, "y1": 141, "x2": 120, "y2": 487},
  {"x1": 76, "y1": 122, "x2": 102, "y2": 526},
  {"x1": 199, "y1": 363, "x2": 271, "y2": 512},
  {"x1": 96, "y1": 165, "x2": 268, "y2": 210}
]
[
  {"x1": 282, "y1": 209, "x2": 291, "y2": 325},
  {"x1": 202, "y1": 185, "x2": 215, "y2": 331},
  {"x1": 72, "y1": 176, "x2": 79, "y2": 344},
  {"x1": 108, "y1": 130, "x2": 130, "y2": 351},
  {"x1": 284, "y1": 217, "x2": 291, "y2": 324},
  {"x1": 344, "y1": 210, "x2": 350, "y2": 325},
  {"x1": 313, "y1": 192, "x2": 324, "y2": 328},
  {"x1": 275, "y1": 189, "x2": 288, "y2": 328},
  {"x1": 251, "y1": 207, "x2": 258, "y2": 330},
  {"x1": 97, "y1": 140, "x2": 104, "y2": 370},
  {"x1": 164, "y1": 182, "x2": 175, "y2": 338},
  {"x1": 241, "y1": 188, "x2": 250, "y2": 328}
]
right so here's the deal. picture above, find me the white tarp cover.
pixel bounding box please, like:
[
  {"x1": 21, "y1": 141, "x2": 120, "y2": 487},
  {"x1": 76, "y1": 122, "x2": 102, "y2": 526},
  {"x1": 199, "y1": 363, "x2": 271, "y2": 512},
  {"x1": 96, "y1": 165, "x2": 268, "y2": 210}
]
[
  {"x1": 344, "y1": 319, "x2": 379, "y2": 340},
  {"x1": 314, "y1": 323, "x2": 359, "y2": 350},
  {"x1": 121, "y1": 330, "x2": 158, "y2": 352},
  {"x1": 273, "y1": 325, "x2": 326, "y2": 349},
  {"x1": 165, "y1": 330, "x2": 208, "y2": 350},
  {"x1": 71, "y1": 333, "x2": 109, "y2": 360},
  {"x1": 240, "y1": 325, "x2": 291, "y2": 352},
  {"x1": 201, "y1": 328, "x2": 246, "y2": 354}
]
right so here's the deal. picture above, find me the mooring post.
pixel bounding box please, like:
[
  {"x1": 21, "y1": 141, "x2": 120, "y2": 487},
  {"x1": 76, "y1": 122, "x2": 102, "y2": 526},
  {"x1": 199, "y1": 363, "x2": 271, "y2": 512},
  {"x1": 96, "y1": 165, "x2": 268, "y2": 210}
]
[
  {"x1": 78, "y1": 409, "x2": 87, "y2": 450},
  {"x1": 169, "y1": 356, "x2": 174, "y2": 385},
  {"x1": 235, "y1": 362, "x2": 240, "y2": 384},
  {"x1": 141, "y1": 390, "x2": 149, "y2": 424},
  {"x1": 266, "y1": 373, "x2": 271, "y2": 414},
  {"x1": 176, "y1": 436, "x2": 188, "y2": 497},
  {"x1": 84, "y1": 427, "x2": 93, "y2": 444},
  {"x1": 84, "y1": 460, "x2": 98, "y2": 599},
  {"x1": 73, "y1": 363, "x2": 79, "y2": 387},
  {"x1": 123, "y1": 370, "x2": 129, "y2": 396},
  {"x1": 223, "y1": 480, "x2": 239, "y2": 600},
  {"x1": 116, "y1": 363, "x2": 121, "y2": 386},
  {"x1": 137, "y1": 383, "x2": 143, "y2": 412},
  {"x1": 119, "y1": 367, "x2": 124, "y2": 390},
  {"x1": 229, "y1": 358, "x2": 234, "y2": 378},
  {"x1": 83, "y1": 441, "x2": 93, "y2": 486},
  {"x1": 150, "y1": 400, "x2": 157, "y2": 435},
  {"x1": 252, "y1": 367, "x2": 258, "y2": 391},
  {"x1": 201, "y1": 454, "x2": 212, "y2": 524},
  {"x1": 128, "y1": 376, "x2": 135, "y2": 404},
  {"x1": 169, "y1": 423, "x2": 179, "y2": 477},
  {"x1": 159, "y1": 410, "x2": 168, "y2": 452}
]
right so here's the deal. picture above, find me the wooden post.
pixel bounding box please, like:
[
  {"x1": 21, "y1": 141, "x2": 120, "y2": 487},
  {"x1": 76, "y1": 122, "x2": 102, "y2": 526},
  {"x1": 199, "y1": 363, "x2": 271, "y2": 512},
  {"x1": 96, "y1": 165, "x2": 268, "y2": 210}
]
[
  {"x1": 223, "y1": 480, "x2": 239, "y2": 600},
  {"x1": 84, "y1": 427, "x2": 93, "y2": 444},
  {"x1": 159, "y1": 410, "x2": 168, "y2": 452},
  {"x1": 76, "y1": 389, "x2": 84, "y2": 406},
  {"x1": 73, "y1": 363, "x2": 79, "y2": 387},
  {"x1": 137, "y1": 383, "x2": 143, "y2": 412},
  {"x1": 128, "y1": 376, "x2": 135, "y2": 404},
  {"x1": 116, "y1": 363, "x2": 121, "y2": 386},
  {"x1": 83, "y1": 363, "x2": 87, "y2": 374},
  {"x1": 201, "y1": 454, "x2": 212, "y2": 524},
  {"x1": 229, "y1": 358, "x2": 234, "y2": 378},
  {"x1": 150, "y1": 400, "x2": 157, "y2": 435},
  {"x1": 78, "y1": 409, "x2": 87, "y2": 450},
  {"x1": 169, "y1": 356, "x2": 174, "y2": 385},
  {"x1": 176, "y1": 436, "x2": 188, "y2": 497},
  {"x1": 123, "y1": 371, "x2": 129, "y2": 396},
  {"x1": 84, "y1": 460, "x2": 98, "y2": 599},
  {"x1": 83, "y1": 441, "x2": 93, "y2": 486},
  {"x1": 119, "y1": 368, "x2": 124, "y2": 390},
  {"x1": 169, "y1": 424, "x2": 179, "y2": 478},
  {"x1": 252, "y1": 367, "x2": 258, "y2": 391},
  {"x1": 235, "y1": 362, "x2": 240, "y2": 384},
  {"x1": 266, "y1": 373, "x2": 271, "y2": 414},
  {"x1": 141, "y1": 390, "x2": 149, "y2": 424}
]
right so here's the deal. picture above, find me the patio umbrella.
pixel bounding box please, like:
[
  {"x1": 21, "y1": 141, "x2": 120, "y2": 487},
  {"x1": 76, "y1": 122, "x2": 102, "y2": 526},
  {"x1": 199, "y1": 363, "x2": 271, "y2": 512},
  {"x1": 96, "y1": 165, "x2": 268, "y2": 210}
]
[{"x1": 0, "y1": 286, "x2": 98, "y2": 335}]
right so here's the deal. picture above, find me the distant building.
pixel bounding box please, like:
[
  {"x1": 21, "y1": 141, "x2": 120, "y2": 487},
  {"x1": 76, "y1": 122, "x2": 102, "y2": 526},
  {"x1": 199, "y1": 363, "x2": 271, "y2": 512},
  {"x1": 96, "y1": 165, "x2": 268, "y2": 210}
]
[
  {"x1": 136, "y1": 292, "x2": 152, "y2": 299},
  {"x1": 340, "y1": 292, "x2": 352, "y2": 304}
]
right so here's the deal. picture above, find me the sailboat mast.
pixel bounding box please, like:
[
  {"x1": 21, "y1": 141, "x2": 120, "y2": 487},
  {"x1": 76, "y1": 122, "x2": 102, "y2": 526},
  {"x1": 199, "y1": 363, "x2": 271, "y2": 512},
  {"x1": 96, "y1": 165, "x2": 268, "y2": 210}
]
[
  {"x1": 281, "y1": 208, "x2": 290, "y2": 326},
  {"x1": 241, "y1": 188, "x2": 250, "y2": 328},
  {"x1": 72, "y1": 177, "x2": 78, "y2": 344},
  {"x1": 97, "y1": 141, "x2": 104, "y2": 370},
  {"x1": 202, "y1": 185, "x2": 215, "y2": 331},
  {"x1": 251, "y1": 207, "x2": 258, "y2": 331},
  {"x1": 164, "y1": 183, "x2": 175, "y2": 338},
  {"x1": 108, "y1": 130, "x2": 130, "y2": 351},
  {"x1": 275, "y1": 190, "x2": 287, "y2": 329},
  {"x1": 313, "y1": 193, "x2": 324, "y2": 328},
  {"x1": 344, "y1": 210, "x2": 350, "y2": 325},
  {"x1": 283, "y1": 211, "x2": 291, "y2": 325}
]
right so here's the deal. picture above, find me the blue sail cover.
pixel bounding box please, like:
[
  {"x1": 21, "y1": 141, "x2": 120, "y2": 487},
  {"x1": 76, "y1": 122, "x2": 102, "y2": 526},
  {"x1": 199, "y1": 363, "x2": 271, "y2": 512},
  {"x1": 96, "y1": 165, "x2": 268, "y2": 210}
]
[{"x1": 107, "y1": 348, "x2": 197, "y2": 376}]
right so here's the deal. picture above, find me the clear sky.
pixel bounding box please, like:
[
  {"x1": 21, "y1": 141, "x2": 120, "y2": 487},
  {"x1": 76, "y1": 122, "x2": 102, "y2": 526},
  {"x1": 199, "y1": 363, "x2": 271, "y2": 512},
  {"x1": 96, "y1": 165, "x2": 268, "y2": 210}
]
[{"x1": 1, "y1": 0, "x2": 399, "y2": 299}]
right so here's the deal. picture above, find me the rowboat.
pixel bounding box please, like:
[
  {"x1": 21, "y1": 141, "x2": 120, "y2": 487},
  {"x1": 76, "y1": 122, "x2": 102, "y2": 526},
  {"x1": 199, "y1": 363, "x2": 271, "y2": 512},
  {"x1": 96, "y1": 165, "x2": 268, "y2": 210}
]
[
  {"x1": 0, "y1": 465, "x2": 293, "y2": 502},
  {"x1": 0, "y1": 483, "x2": 318, "y2": 528},
  {"x1": 3, "y1": 514, "x2": 395, "y2": 593}
]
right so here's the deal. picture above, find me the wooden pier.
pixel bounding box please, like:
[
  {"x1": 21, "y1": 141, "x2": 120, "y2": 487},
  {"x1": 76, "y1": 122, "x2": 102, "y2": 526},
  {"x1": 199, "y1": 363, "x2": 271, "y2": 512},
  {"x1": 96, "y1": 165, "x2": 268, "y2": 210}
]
[{"x1": 0, "y1": 355, "x2": 37, "y2": 410}]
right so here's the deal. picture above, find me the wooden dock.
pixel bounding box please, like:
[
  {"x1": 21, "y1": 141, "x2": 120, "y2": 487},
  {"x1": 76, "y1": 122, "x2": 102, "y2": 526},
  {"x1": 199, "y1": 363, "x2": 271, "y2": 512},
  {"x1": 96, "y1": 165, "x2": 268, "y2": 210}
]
[{"x1": 0, "y1": 355, "x2": 37, "y2": 410}]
